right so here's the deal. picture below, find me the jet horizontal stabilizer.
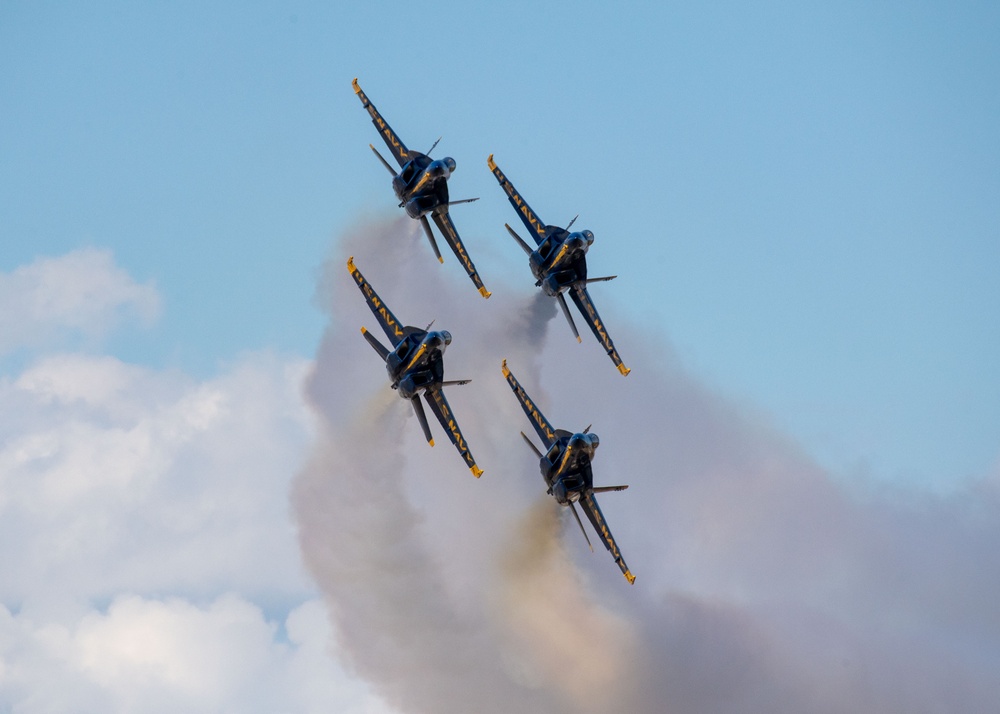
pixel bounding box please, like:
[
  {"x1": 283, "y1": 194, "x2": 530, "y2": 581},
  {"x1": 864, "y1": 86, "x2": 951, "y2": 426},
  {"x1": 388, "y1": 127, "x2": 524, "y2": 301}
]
[
  {"x1": 445, "y1": 197, "x2": 480, "y2": 207},
  {"x1": 520, "y1": 431, "x2": 543, "y2": 459},
  {"x1": 440, "y1": 379, "x2": 471, "y2": 387},
  {"x1": 360, "y1": 327, "x2": 391, "y2": 361},
  {"x1": 505, "y1": 223, "x2": 534, "y2": 256},
  {"x1": 585, "y1": 275, "x2": 617, "y2": 283},
  {"x1": 592, "y1": 485, "x2": 629, "y2": 493},
  {"x1": 368, "y1": 144, "x2": 396, "y2": 176}
]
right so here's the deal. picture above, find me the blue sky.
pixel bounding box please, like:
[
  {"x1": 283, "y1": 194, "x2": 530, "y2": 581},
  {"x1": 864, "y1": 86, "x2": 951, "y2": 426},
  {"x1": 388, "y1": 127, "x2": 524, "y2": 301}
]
[
  {"x1": 4, "y1": 1, "x2": 997, "y2": 488},
  {"x1": 2, "y1": 2, "x2": 999, "y2": 710}
]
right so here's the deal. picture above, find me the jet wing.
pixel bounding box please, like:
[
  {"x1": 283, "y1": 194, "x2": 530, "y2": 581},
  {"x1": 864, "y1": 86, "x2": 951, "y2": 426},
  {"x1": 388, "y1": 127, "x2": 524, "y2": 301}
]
[
  {"x1": 347, "y1": 257, "x2": 407, "y2": 346},
  {"x1": 580, "y1": 491, "x2": 635, "y2": 584},
  {"x1": 569, "y1": 286, "x2": 630, "y2": 376},
  {"x1": 500, "y1": 360, "x2": 559, "y2": 449},
  {"x1": 352, "y1": 78, "x2": 412, "y2": 169},
  {"x1": 431, "y1": 211, "x2": 491, "y2": 298},
  {"x1": 424, "y1": 387, "x2": 483, "y2": 478},
  {"x1": 487, "y1": 155, "x2": 548, "y2": 246}
]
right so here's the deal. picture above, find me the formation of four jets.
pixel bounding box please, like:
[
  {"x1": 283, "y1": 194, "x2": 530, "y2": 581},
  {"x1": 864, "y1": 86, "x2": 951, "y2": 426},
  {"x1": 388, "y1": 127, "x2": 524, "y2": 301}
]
[{"x1": 348, "y1": 78, "x2": 635, "y2": 583}]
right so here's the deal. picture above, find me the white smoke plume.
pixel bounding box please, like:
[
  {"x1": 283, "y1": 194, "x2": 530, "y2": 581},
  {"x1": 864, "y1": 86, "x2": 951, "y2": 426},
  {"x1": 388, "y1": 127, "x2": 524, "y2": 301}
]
[{"x1": 293, "y1": 217, "x2": 1000, "y2": 713}]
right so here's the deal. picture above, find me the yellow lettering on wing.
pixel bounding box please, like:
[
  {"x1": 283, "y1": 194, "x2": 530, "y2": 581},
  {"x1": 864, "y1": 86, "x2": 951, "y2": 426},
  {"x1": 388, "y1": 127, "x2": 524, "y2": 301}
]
[
  {"x1": 493, "y1": 168, "x2": 545, "y2": 238},
  {"x1": 447, "y1": 418, "x2": 467, "y2": 453},
  {"x1": 577, "y1": 292, "x2": 613, "y2": 351},
  {"x1": 510, "y1": 381, "x2": 556, "y2": 444},
  {"x1": 367, "y1": 110, "x2": 408, "y2": 161}
]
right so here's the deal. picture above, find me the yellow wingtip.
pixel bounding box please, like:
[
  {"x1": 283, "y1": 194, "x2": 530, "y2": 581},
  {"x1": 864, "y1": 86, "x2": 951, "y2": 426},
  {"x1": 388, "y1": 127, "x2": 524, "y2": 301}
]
[
  {"x1": 479, "y1": 286, "x2": 492, "y2": 299},
  {"x1": 360, "y1": 326, "x2": 367, "y2": 334},
  {"x1": 347, "y1": 256, "x2": 356, "y2": 271},
  {"x1": 618, "y1": 364, "x2": 631, "y2": 377},
  {"x1": 500, "y1": 358, "x2": 510, "y2": 377},
  {"x1": 471, "y1": 465, "x2": 483, "y2": 479},
  {"x1": 428, "y1": 439, "x2": 435, "y2": 447},
  {"x1": 487, "y1": 153, "x2": 497, "y2": 170},
  {"x1": 352, "y1": 77, "x2": 360, "y2": 93},
  {"x1": 624, "y1": 570, "x2": 636, "y2": 585},
  {"x1": 577, "y1": 336, "x2": 583, "y2": 343},
  {"x1": 438, "y1": 256, "x2": 445, "y2": 264}
]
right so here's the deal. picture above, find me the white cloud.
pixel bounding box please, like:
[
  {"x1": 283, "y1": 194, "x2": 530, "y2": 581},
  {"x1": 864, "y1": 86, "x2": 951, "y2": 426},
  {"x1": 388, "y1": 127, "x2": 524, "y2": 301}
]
[
  {"x1": 0, "y1": 247, "x2": 401, "y2": 713},
  {"x1": 0, "y1": 596, "x2": 395, "y2": 714},
  {"x1": 0, "y1": 350, "x2": 317, "y2": 609},
  {"x1": 0, "y1": 248, "x2": 160, "y2": 355}
]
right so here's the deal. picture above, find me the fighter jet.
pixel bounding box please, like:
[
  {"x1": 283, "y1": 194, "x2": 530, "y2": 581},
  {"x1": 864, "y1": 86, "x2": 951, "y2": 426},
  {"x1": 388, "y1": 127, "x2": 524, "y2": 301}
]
[
  {"x1": 347, "y1": 257, "x2": 483, "y2": 478},
  {"x1": 501, "y1": 359, "x2": 634, "y2": 583},
  {"x1": 352, "y1": 78, "x2": 490, "y2": 299},
  {"x1": 488, "y1": 155, "x2": 629, "y2": 376}
]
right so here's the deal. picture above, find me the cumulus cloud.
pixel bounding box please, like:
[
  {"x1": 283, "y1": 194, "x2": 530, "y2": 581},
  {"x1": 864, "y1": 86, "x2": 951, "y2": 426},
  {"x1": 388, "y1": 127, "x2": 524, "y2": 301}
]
[
  {"x1": 295, "y1": 216, "x2": 1000, "y2": 714},
  {"x1": 0, "y1": 350, "x2": 314, "y2": 612},
  {"x1": 0, "y1": 595, "x2": 393, "y2": 714},
  {"x1": 0, "y1": 248, "x2": 160, "y2": 355},
  {"x1": 0, "y1": 247, "x2": 398, "y2": 713}
]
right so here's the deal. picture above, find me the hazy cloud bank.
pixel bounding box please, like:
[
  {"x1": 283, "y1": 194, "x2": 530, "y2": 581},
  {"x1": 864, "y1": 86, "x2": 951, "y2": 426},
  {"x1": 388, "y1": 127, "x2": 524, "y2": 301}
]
[{"x1": 296, "y1": 216, "x2": 1000, "y2": 714}]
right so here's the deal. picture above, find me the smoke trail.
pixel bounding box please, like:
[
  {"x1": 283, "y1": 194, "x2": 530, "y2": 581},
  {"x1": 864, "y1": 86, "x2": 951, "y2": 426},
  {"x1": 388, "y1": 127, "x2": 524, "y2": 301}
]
[{"x1": 294, "y1": 216, "x2": 1000, "y2": 714}]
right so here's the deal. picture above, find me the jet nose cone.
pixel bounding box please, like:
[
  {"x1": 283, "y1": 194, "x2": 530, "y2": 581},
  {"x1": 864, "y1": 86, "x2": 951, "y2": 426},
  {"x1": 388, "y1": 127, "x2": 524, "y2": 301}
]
[
  {"x1": 429, "y1": 330, "x2": 452, "y2": 348},
  {"x1": 568, "y1": 231, "x2": 592, "y2": 252},
  {"x1": 430, "y1": 158, "x2": 455, "y2": 179}
]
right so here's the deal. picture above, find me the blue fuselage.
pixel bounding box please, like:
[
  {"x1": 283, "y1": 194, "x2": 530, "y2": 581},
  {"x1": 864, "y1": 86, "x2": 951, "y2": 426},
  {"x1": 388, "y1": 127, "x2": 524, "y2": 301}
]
[
  {"x1": 539, "y1": 432, "x2": 600, "y2": 504},
  {"x1": 384, "y1": 329, "x2": 451, "y2": 399},
  {"x1": 391, "y1": 154, "x2": 456, "y2": 219},
  {"x1": 528, "y1": 228, "x2": 595, "y2": 297}
]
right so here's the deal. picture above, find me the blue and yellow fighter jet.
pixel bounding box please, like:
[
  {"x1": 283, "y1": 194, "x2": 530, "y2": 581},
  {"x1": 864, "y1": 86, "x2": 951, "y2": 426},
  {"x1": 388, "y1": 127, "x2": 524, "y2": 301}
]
[
  {"x1": 487, "y1": 155, "x2": 629, "y2": 375},
  {"x1": 501, "y1": 360, "x2": 634, "y2": 583},
  {"x1": 352, "y1": 79, "x2": 490, "y2": 299},
  {"x1": 347, "y1": 257, "x2": 483, "y2": 478}
]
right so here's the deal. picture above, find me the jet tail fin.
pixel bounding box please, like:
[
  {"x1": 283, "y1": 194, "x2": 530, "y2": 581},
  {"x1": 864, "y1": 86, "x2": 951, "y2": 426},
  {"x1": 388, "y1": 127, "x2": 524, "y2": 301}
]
[
  {"x1": 419, "y1": 216, "x2": 445, "y2": 264},
  {"x1": 556, "y1": 292, "x2": 582, "y2": 343},
  {"x1": 411, "y1": 397, "x2": 434, "y2": 446}
]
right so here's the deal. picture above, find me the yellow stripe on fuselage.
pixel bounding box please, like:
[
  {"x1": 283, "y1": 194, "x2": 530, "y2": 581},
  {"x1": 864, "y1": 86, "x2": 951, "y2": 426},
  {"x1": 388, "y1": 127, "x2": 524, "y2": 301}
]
[{"x1": 403, "y1": 342, "x2": 428, "y2": 373}]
